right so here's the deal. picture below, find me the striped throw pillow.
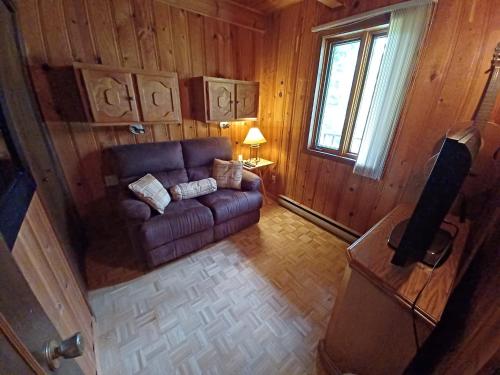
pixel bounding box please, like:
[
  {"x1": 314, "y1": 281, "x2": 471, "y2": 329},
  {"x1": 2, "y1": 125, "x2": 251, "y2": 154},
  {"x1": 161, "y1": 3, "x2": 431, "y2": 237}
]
[{"x1": 170, "y1": 178, "x2": 217, "y2": 201}]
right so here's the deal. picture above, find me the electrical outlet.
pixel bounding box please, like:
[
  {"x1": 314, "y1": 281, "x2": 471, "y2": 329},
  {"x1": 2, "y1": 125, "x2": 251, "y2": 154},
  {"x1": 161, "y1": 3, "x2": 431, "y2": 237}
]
[{"x1": 271, "y1": 174, "x2": 277, "y2": 184}]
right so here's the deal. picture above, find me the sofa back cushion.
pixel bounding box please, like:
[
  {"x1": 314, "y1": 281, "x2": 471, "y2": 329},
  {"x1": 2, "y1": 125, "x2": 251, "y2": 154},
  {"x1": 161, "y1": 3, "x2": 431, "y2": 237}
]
[
  {"x1": 181, "y1": 137, "x2": 232, "y2": 181},
  {"x1": 110, "y1": 141, "x2": 188, "y2": 188}
]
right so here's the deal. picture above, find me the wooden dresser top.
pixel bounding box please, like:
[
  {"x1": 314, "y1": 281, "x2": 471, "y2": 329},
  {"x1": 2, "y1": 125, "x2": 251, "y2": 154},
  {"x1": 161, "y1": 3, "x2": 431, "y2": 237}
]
[{"x1": 347, "y1": 204, "x2": 470, "y2": 326}]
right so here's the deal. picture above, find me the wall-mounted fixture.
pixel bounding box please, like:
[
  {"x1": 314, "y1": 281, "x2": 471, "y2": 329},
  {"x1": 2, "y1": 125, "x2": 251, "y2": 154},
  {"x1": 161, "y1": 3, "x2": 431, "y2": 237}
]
[{"x1": 129, "y1": 124, "x2": 145, "y2": 135}]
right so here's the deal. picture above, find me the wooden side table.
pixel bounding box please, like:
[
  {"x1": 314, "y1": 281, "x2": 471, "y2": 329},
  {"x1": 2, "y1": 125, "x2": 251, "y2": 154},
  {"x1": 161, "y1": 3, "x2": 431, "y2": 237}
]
[{"x1": 242, "y1": 158, "x2": 274, "y2": 202}]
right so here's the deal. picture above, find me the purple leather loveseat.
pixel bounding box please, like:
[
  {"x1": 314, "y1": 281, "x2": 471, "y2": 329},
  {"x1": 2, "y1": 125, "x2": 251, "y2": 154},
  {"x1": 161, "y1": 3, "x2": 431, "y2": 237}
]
[{"x1": 110, "y1": 137, "x2": 263, "y2": 268}]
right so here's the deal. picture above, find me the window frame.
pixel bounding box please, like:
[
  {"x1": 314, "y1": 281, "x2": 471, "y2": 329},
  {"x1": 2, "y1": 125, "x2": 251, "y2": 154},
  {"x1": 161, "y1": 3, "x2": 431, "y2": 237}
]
[{"x1": 307, "y1": 19, "x2": 390, "y2": 164}]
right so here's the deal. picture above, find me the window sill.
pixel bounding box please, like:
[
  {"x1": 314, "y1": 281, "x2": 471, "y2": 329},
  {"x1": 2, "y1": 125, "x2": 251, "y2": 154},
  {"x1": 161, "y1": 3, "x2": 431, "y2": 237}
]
[{"x1": 304, "y1": 147, "x2": 356, "y2": 166}]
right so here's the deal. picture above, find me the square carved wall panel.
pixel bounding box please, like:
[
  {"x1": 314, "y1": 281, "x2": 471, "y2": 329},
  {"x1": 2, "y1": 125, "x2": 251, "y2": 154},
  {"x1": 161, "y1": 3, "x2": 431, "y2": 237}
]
[
  {"x1": 236, "y1": 82, "x2": 259, "y2": 119},
  {"x1": 207, "y1": 80, "x2": 236, "y2": 122},
  {"x1": 136, "y1": 73, "x2": 182, "y2": 123},
  {"x1": 81, "y1": 68, "x2": 139, "y2": 123}
]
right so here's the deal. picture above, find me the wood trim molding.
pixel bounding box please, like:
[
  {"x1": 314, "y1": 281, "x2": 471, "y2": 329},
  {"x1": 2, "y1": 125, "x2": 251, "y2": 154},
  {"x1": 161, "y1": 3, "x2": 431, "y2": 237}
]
[
  {"x1": 278, "y1": 195, "x2": 360, "y2": 242},
  {"x1": 312, "y1": 0, "x2": 436, "y2": 33},
  {"x1": 195, "y1": 75, "x2": 259, "y2": 85},
  {"x1": 157, "y1": 0, "x2": 267, "y2": 33},
  {"x1": 73, "y1": 63, "x2": 179, "y2": 77}
]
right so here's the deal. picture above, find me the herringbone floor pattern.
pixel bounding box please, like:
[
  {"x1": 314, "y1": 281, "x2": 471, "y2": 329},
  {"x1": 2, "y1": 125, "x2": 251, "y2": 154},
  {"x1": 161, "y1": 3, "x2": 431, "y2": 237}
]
[{"x1": 89, "y1": 202, "x2": 348, "y2": 375}]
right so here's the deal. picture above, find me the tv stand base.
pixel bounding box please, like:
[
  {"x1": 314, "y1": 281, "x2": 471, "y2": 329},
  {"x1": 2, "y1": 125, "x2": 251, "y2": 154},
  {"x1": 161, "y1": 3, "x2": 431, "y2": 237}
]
[{"x1": 388, "y1": 219, "x2": 453, "y2": 267}]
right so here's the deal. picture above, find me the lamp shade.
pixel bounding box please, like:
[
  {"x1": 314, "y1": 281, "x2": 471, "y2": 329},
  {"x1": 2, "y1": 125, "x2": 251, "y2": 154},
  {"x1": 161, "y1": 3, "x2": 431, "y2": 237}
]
[{"x1": 243, "y1": 127, "x2": 266, "y2": 145}]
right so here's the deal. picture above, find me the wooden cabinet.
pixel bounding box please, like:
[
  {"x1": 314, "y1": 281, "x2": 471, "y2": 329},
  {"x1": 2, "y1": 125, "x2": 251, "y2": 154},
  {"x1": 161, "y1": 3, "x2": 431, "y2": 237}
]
[
  {"x1": 136, "y1": 73, "x2": 182, "y2": 123},
  {"x1": 74, "y1": 63, "x2": 182, "y2": 126},
  {"x1": 319, "y1": 205, "x2": 471, "y2": 375},
  {"x1": 236, "y1": 82, "x2": 259, "y2": 119},
  {"x1": 81, "y1": 69, "x2": 139, "y2": 123},
  {"x1": 191, "y1": 76, "x2": 259, "y2": 122},
  {"x1": 207, "y1": 80, "x2": 236, "y2": 122}
]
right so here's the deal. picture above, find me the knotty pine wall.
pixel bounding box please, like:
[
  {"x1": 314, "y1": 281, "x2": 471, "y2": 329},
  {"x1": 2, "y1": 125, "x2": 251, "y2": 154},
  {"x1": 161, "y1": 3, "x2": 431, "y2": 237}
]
[
  {"x1": 259, "y1": 0, "x2": 500, "y2": 234},
  {"x1": 15, "y1": 0, "x2": 500, "y2": 235},
  {"x1": 16, "y1": 0, "x2": 264, "y2": 217}
]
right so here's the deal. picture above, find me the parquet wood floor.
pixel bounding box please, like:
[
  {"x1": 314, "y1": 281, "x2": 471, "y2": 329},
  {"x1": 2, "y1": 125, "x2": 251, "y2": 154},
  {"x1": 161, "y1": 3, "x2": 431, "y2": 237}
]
[{"x1": 88, "y1": 202, "x2": 348, "y2": 374}]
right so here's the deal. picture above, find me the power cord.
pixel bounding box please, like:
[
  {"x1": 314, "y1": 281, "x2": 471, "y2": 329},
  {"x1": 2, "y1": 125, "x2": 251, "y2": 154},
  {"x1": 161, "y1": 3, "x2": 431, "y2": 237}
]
[{"x1": 411, "y1": 221, "x2": 460, "y2": 351}]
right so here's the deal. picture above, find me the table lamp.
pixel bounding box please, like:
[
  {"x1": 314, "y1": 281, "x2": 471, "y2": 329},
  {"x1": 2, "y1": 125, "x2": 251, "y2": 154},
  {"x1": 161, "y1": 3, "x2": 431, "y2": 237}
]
[{"x1": 243, "y1": 127, "x2": 266, "y2": 163}]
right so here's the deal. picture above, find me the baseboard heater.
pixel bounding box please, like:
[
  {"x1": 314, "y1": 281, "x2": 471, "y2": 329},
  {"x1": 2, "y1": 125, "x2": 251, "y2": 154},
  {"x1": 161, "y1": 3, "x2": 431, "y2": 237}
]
[{"x1": 277, "y1": 195, "x2": 361, "y2": 244}]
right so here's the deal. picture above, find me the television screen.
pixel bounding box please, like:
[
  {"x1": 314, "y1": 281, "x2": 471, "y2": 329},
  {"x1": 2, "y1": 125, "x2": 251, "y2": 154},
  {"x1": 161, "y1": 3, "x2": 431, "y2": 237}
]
[
  {"x1": 0, "y1": 126, "x2": 21, "y2": 196},
  {"x1": 389, "y1": 126, "x2": 481, "y2": 267},
  {"x1": 0, "y1": 107, "x2": 35, "y2": 249}
]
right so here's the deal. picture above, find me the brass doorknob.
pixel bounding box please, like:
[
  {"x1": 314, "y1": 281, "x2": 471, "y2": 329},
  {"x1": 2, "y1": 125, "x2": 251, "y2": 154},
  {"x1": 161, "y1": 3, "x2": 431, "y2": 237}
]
[{"x1": 44, "y1": 332, "x2": 85, "y2": 370}]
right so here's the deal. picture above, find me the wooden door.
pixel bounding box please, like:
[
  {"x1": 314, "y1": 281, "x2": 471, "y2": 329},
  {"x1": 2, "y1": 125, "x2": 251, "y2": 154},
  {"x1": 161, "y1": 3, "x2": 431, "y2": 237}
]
[
  {"x1": 82, "y1": 68, "x2": 139, "y2": 123},
  {"x1": 10, "y1": 193, "x2": 96, "y2": 374},
  {"x1": 236, "y1": 82, "x2": 259, "y2": 119},
  {"x1": 136, "y1": 73, "x2": 182, "y2": 122},
  {"x1": 0, "y1": 200, "x2": 87, "y2": 374},
  {"x1": 206, "y1": 80, "x2": 235, "y2": 122}
]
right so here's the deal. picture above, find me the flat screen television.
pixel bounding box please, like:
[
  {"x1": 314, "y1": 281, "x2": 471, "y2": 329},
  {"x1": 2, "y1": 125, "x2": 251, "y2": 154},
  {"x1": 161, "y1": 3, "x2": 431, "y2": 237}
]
[
  {"x1": 389, "y1": 126, "x2": 482, "y2": 267},
  {"x1": 0, "y1": 103, "x2": 36, "y2": 249}
]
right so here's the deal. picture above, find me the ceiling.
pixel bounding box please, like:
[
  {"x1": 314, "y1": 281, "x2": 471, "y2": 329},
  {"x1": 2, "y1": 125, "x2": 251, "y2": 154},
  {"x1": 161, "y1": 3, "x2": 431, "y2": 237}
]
[{"x1": 231, "y1": 0, "x2": 343, "y2": 14}]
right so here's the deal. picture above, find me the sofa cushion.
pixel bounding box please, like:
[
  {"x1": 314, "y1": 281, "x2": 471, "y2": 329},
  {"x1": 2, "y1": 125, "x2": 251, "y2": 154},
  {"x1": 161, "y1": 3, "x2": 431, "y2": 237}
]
[
  {"x1": 139, "y1": 199, "x2": 214, "y2": 250},
  {"x1": 152, "y1": 170, "x2": 189, "y2": 189},
  {"x1": 146, "y1": 229, "x2": 214, "y2": 268},
  {"x1": 196, "y1": 189, "x2": 263, "y2": 224},
  {"x1": 119, "y1": 198, "x2": 151, "y2": 222},
  {"x1": 186, "y1": 166, "x2": 211, "y2": 182},
  {"x1": 241, "y1": 170, "x2": 261, "y2": 191},
  {"x1": 182, "y1": 137, "x2": 232, "y2": 181},
  {"x1": 181, "y1": 137, "x2": 232, "y2": 168},
  {"x1": 121, "y1": 169, "x2": 188, "y2": 189},
  {"x1": 110, "y1": 140, "x2": 185, "y2": 179}
]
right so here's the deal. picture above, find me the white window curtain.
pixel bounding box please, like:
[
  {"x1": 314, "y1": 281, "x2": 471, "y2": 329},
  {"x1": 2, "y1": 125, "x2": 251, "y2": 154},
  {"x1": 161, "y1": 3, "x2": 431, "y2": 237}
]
[{"x1": 353, "y1": 3, "x2": 433, "y2": 180}]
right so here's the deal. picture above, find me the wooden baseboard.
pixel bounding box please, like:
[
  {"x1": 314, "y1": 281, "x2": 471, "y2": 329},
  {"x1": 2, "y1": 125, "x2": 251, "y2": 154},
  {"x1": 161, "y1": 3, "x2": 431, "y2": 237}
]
[
  {"x1": 318, "y1": 339, "x2": 342, "y2": 375},
  {"x1": 278, "y1": 195, "x2": 360, "y2": 243}
]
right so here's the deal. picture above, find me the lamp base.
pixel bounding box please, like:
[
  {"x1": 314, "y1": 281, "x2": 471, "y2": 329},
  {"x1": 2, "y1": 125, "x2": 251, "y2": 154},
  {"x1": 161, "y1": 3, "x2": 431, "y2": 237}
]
[{"x1": 249, "y1": 145, "x2": 261, "y2": 163}]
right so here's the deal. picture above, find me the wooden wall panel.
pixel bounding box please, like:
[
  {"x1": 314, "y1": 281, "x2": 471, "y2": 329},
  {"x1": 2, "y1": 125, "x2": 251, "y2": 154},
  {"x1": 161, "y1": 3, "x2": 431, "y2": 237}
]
[
  {"x1": 17, "y1": 0, "x2": 499, "y2": 234},
  {"x1": 259, "y1": 0, "x2": 500, "y2": 233},
  {"x1": 12, "y1": 193, "x2": 96, "y2": 375},
  {"x1": 16, "y1": 0, "x2": 264, "y2": 217}
]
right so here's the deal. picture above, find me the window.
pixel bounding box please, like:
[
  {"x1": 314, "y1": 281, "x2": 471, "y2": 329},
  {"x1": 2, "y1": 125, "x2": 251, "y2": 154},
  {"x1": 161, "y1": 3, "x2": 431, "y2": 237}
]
[{"x1": 308, "y1": 23, "x2": 389, "y2": 162}]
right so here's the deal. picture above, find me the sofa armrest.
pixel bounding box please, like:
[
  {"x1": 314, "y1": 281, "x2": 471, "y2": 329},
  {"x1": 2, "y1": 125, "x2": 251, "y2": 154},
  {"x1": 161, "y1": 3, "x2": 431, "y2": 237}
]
[
  {"x1": 119, "y1": 198, "x2": 151, "y2": 222},
  {"x1": 241, "y1": 170, "x2": 261, "y2": 191}
]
